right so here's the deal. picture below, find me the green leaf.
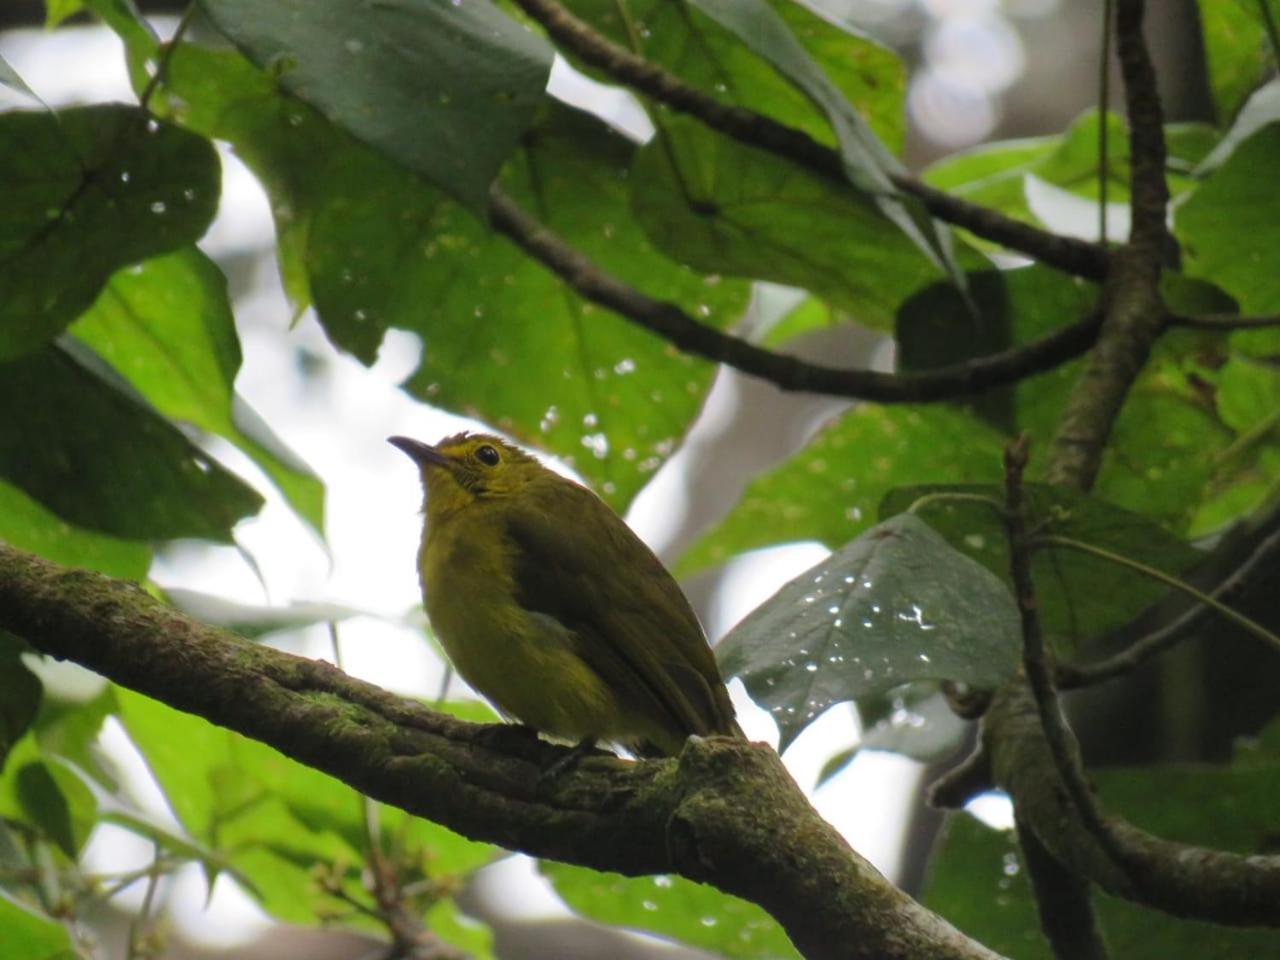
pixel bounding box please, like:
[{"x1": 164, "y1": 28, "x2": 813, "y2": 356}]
[
  {"x1": 632, "y1": 118, "x2": 948, "y2": 330},
  {"x1": 33, "y1": 686, "x2": 117, "y2": 790},
  {"x1": 0, "y1": 342, "x2": 263, "y2": 542},
  {"x1": 198, "y1": 0, "x2": 553, "y2": 214},
  {"x1": 880, "y1": 484, "x2": 1204, "y2": 649},
  {"x1": 0, "y1": 481, "x2": 151, "y2": 579},
  {"x1": 679, "y1": 404, "x2": 1008, "y2": 574},
  {"x1": 924, "y1": 737, "x2": 1280, "y2": 960},
  {"x1": 15, "y1": 761, "x2": 97, "y2": 859},
  {"x1": 326, "y1": 104, "x2": 749, "y2": 507},
  {"x1": 0, "y1": 892, "x2": 77, "y2": 960},
  {"x1": 44, "y1": 0, "x2": 86, "y2": 28},
  {"x1": 1217, "y1": 357, "x2": 1280, "y2": 434},
  {"x1": 115, "y1": 687, "x2": 495, "y2": 922},
  {"x1": 559, "y1": 0, "x2": 905, "y2": 151},
  {"x1": 142, "y1": 42, "x2": 748, "y2": 508},
  {"x1": 0, "y1": 636, "x2": 41, "y2": 773},
  {"x1": 70, "y1": 248, "x2": 325, "y2": 535},
  {"x1": 0, "y1": 105, "x2": 219, "y2": 360},
  {"x1": 425, "y1": 900, "x2": 496, "y2": 960},
  {"x1": 1198, "y1": 1, "x2": 1279, "y2": 122},
  {"x1": 541, "y1": 861, "x2": 799, "y2": 960},
  {"x1": 1179, "y1": 124, "x2": 1280, "y2": 314},
  {"x1": 717, "y1": 514, "x2": 1020, "y2": 750}
]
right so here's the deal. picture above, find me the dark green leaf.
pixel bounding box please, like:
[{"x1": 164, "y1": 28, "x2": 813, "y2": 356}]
[
  {"x1": 679, "y1": 403, "x2": 1008, "y2": 574},
  {"x1": 70, "y1": 248, "x2": 324, "y2": 535},
  {"x1": 0, "y1": 481, "x2": 151, "y2": 579},
  {"x1": 560, "y1": 0, "x2": 904, "y2": 151},
  {"x1": 198, "y1": 0, "x2": 553, "y2": 213},
  {"x1": 858, "y1": 688, "x2": 966, "y2": 762},
  {"x1": 632, "y1": 118, "x2": 947, "y2": 329},
  {"x1": 0, "y1": 635, "x2": 41, "y2": 773},
  {"x1": 15, "y1": 761, "x2": 96, "y2": 859},
  {"x1": 0, "y1": 105, "x2": 218, "y2": 359},
  {"x1": 717, "y1": 514, "x2": 1020, "y2": 750},
  {"x1": 1179, "y1": 124, "x2": 1280, "y2": 314},
  {"x1": 0, "y1": 342, "x2": 263, "y2": 541},
  {"x1": 541, "y1": 861, "x2": 799, "y2": 960},
  {"x1": 880, "y1": 484, "x2": 1204, "y2": 649},
  {"x1": 0, "y1": 892, "x2": 77, "y2": 960}
]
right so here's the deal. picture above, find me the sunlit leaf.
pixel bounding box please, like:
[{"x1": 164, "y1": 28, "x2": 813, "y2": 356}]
[
  {"x1": 0, "y1": 105, "x2": 218, "y2": 360},
  {"x1": 717, "y1": 514, "x2": 1020, "y2": 750},
  {"x1": 0, "y1": 891, "x2": 76, "y2": 960},
  {"x1": 1198, "y1": 0, "x2": 1279, "y2": 122},
  {"x1": 0, "y1": 481, "x2": 151, "y2": 579},
  {"x1": 71, "y1": 248, "x2": 324, "y2": 535},
  {"x1": 541, "y1": 861, "x2": 799, "y2": 959},
  {"x1": 198, "y1": 0, "x2": 553, "y2": 213}
]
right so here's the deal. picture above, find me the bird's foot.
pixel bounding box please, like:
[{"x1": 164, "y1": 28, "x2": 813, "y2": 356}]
[{"x1": 538, "y1": 736, "x2": 600, "y2": 785}]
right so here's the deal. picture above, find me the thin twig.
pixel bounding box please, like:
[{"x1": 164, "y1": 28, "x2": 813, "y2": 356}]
[
  {"x1": 489, "y1": 188, "x2": 1101, "y2": 401},
  {"x1": 1003, "y1": 437, "x2": 1125, "y2": 866},
  {"x1": 509, "y1": 0, "x2": 1109, "y2": 280},
  {"x1": 125, "y1": 843, "x2": 164, "y2": 960},
  {"x1": 1170, "y1": 312, "x2": 1280, "y2": 330},
  {"x1": 137, "y1": 4, "x2": 197, "y2": 114},
  {"x1": 1058, "y1": 523, "x2": 1280, "y2": 687},
  {"x1": 1034, "y1": 534, "x2": 1280, "y2": 654}
]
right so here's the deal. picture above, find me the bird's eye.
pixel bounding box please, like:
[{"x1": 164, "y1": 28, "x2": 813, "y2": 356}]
[{"x1": 475, "y1": 444, "x2": 500, "y2": 466}]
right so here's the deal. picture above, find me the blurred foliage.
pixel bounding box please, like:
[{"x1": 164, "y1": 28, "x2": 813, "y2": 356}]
[{"x1": 0, "y1": 0, "x2": 1278, "y2": 957}]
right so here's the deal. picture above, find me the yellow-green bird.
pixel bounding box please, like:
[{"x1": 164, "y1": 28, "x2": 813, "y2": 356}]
[{"x1": 390, "y1": 431, "x2": 743, "y2": 758}]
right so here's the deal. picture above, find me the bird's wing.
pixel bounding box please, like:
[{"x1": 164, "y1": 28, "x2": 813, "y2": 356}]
[{"x1": 504, "y1": 480, "x2": 737, "y2": 742}]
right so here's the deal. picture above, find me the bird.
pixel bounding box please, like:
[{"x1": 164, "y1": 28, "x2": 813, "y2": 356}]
[{"x1": 390, "y1": 431, "x2": 743, "y2": 759}]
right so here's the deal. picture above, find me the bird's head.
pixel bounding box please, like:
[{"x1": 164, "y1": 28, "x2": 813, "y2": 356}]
[{"x1": 389, "y1": 432, "x2": 544, "y2": 517}]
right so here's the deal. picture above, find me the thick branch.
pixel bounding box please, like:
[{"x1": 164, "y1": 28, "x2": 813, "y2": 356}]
[
  {"x1": 489, "y1": 189, "x2": 1099, "y2": 401},
  {"x1": 511, "y1": 0, "x2": 1109, "y2": 280},
  {"x1": 1016, "y1": 820, "x2": 1110, "y2": 960},
  {"x1": 0, "y1": 543, "x2": 1003, "y2": 960},
  {"x1": 1045, "y1": 0, "x2": 1169, "y2": 489},
  {"x1": 983, "y1": 682, "x2": 1280, "y2": 926}
]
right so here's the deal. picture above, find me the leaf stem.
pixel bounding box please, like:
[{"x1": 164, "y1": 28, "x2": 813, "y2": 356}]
[
  {"x1": 1098, "y1": 0, "x2": 1113, "y2": 245},
  {"x1": 1033, "y1": 534, "x2": 1280, "y2": 654}
]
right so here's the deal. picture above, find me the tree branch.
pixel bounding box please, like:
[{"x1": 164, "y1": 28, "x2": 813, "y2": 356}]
[
  {"x1": 510, "y1": 0, "x2": 1109, "y2": 280},
  {"x1": 982, "y1": 681, "x2": 1280, "y2": 926},
  {"x1": 1045, "y1": 0, "x2": 1169, "y2": 490},
  {"x1": 488, "y1": 188, "x2": 1100, "y2": 401},
  {"x1": 1016, "y1": 820, "x2": 1110, "y2": 960},
  {"x1": 0, "y1": 543, "x2": 1006, "y2": 960},
  {"x1": 1170, "y1": 312, "x2": 1280, "y2": 330}
]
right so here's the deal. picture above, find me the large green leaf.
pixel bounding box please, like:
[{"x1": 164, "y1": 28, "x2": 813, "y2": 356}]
[
  {"x1": 717, "y1": 514, "x2": 1020, "y2": 749},
  {"x1": 679, "y1": 404, "x2": 1008, "y2": 574},
  {"x1": 135, "y1": 42, "x2": 748, "y2": 508},
  {"x1": 0, "y1": 105, "x2": 218, "y2": 360},
  {"x1": 13, "y1": 761, "x2": 97, "y2": 859},
  {"x1": 70, "y1": 248, "x2": 324, "y2": 535},
  {"x1": 315, "y1": 104, "x2": 749, "y2": 507},
  {"x1": 632, "y1": 118, "x2": 947, "y2": 329},
  {"x1": 1198, "y1": 0, "x2": 1279, "y2": 122},
  {"x1": 0, "y1": 481, "x2": 151, "y2": 579},
  {"x1": 924, "y1": 728, "x2": 1280, "y2": 959},
  {"x1": 0, "y1": 342, "x2": 263, "y2": 542},
  {"x1": 880, "y1": 484, "x2": 1204, "y2": 650},
  {"x1": 1179, "y1": 124, "x2": 1280, "y2": 314},
  {"x1": 541, "y1": 861, "x2": 799, "y2": 959},
  {"x1": 559, "y1": 0, "x2": 904, "y2": 151},
  {"x1": 198, "y1": 0, "x2": 553, "y2": 214},
  {"x1": 0, "y1": 892, "x2": 77, "y2": 960}
]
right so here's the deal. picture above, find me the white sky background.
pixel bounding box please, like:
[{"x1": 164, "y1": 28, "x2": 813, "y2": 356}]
[{"x1": 1, "y1": 14, "x2": 1018, "y2": 953}]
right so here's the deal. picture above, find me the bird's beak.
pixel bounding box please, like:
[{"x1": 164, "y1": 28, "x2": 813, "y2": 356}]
[{"x1": 388, "y1": 436, "x2": 452, "y2": 470}]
